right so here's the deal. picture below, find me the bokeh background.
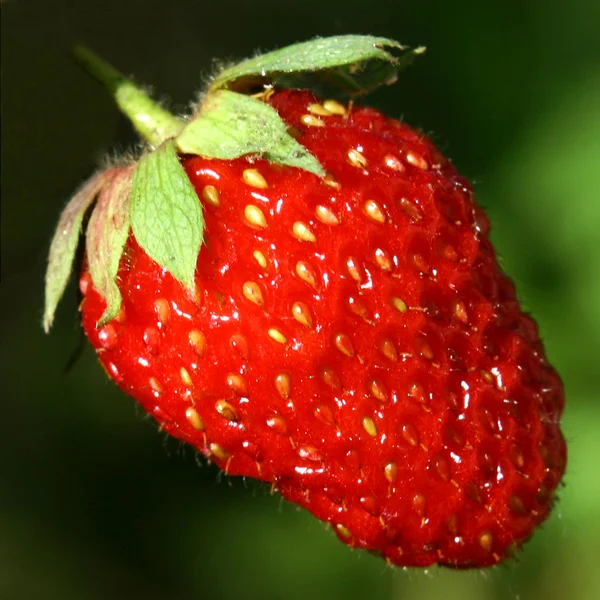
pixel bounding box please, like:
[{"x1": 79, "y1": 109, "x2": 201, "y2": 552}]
[{"x1": 2, "y1": 1, "x2": 599, "y2": 598}]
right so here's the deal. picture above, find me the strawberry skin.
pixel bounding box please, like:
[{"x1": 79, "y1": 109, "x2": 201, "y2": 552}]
[{"x1": 79, "y1": 89, "x2": 566, "y2": 568}]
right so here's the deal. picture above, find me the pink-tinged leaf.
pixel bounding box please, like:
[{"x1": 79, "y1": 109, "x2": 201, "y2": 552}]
[
  {"x1": 44, "y1": 171, "x2": 108, "y2": 332},
  {"x1": 86, "y1": 167, "x2": 135, "y2": 327}
]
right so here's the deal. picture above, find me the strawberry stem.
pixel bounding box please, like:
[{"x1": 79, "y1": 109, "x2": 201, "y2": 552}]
[{"x1": 73, "y1": 46, "x2": 185, "y2": 146}]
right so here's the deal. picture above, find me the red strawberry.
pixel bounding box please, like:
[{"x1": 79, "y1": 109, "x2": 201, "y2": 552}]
[{"x1": 44, "y1": 36, "x2": 566, "y2": 568}]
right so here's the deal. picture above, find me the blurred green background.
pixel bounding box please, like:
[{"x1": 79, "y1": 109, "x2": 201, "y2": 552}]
[{"x1": 2, "y1": 0, "x2": 599, "y2": 598}]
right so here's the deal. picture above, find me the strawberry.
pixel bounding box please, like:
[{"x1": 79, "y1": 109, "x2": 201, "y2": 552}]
[{"x1": 44, "y1": 36, "x2": 566, "y2": 568}]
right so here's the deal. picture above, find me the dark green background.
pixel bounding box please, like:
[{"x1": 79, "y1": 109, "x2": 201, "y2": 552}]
[{"x1": 2, "y1": 1, "x2": 599, "y2": 599}]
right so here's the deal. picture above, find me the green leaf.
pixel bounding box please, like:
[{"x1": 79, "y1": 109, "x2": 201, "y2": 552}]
[
  {"x1": 130, "y1": 140, "x2": 203, "y2": 292},
  {"x1": 44, "y1": 171, "x2": 108, "y2": 332},
  {"x1": 210, "y1": 35, "x2": 424, "y2": 95},
  {"x1": 86, "y1": 168, "x2": 134, "y2": 327},
  {"x1": 176, "y1": 90, "x2": 325, "y2": 176}
]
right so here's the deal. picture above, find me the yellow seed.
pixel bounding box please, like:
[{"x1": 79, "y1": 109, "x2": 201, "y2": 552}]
[
  {"x1": 244, "y1": 204, "x2": 267, "y2": 228},
  {"x1": 291, "y1": 301, "x2": 313, "y2": 328},
  {"x1": 348, "y1": 296, "x2": 370, "y2": 321},
  {"x1": 315, "y1": 204, "x2": 340, "y2": 226},
  {"x1": 229, "y1": 334, "x2": 249, "y2": 360},
  {"x1": 154, "y1": 298, "x2": 170, "y2": 326},
  {"x1": 115, "y1": 306, "x2": 127, "y2": 324},
  {"x1": 226, "y1": 373, "x2": 248, "y2": 396},
  {"x1": 334, "y1": 333, "x2": 355, "y2": 357},
  {"x1": 384, "y1": 462, "x2": 398, "y2": 483},
  {"x1": 210, "y1": 443, "x2": 229, "y2": 460},
  {"x1": 512, "y1": 445, "x2": 525, "y2": 469},
  {"x1": 180, "y1": 367, "x2": 193, "y2": 386},
  {"x1": 434, "y1": 456, "x2": 451, "y2": 481},
  {"x1": 242, "y1": 168, "x2": 268, "y2": 189},
  {"x1": 383, "y1": 154, "x2": 405, "y2": 171},
  {"x1": 391, "y1": 297, "x2": 407, "y2": 313},
  {"x1": 362, "y1": 417, "x2": 378, "y2": 437},
  {"x1": 481, "y1": 370, "x2": 494, "y2": 384},
  {"x1": 412, "y1": 493, "x2": 426, "y2": 517},
  {"x1": 406, "y1": 152, "x2": 429, "y2": 170},
  {"x1": 297, "y1": 445, "x2": 323, "y2": 462},
  {"x1": 295, "y1": 261, "x2": 318, "y2": 289},
  {"x1": 369, "y1": 379, "x2": 388, "y2": 402},
  {"x1": 479, "y1": 531, "x2": 493, "y2": 552},
  {"x1": 401, "y1": 423, "x2": 419, "y2": 447},
  {"x1": 202, "y1": 185, "x2": 220, "y2": 207},
  {"x1": 412, "y1": 253, "x2": 429, "y2": 273},
  {"x1": 185, "y1": 407, "x2": 205, "y2": 431},
  {"x1": 441, "y1": 242, "x2": 459, "y2": 262},
  {"x1": 308, "y1": 102, "x2": 332, "y2": 116},
  {"x1": 266, "y1": 415, "x2": 288, "y2": 435},
  {"x1": 419, "y1": 339, "x2": 434, "y2": 361},
  {"x1": 149, "y1": 377, "x2": 162, "y2": 393},
  {"x1": 399, "y1": 197, "x2": 422, "y2": 221},
  {"x1": 336, "y1": 523, "x2": 353, "y2": 539},
  {"x1": 347, "y1": 148, "x2": 367, "y2": 168},
  {"x1": 215, "y1": 400, "x2": 238, "y2": 421},
  {"x1": 363, "y1": 199, "x2": 386, "y2": 223},
  {"x1": 374, "y1": 248, "x2": 392, "y2": 271},
  {"x1": 322, "y1": 172, "x2": 341, "y2": 190},
  {"x1": 379, "y1": 338, "x2": 398, "y2": 362},
  {"x1": 253, "y1": 249, "x2": 268, "y2": 268},
  {"x1": 508, "y1": 494, "x2": 527, "y2": 515},
  {"x1": 242, "y1": 281, "x2": 264, "y2": 306},
  {"x1": 274, "y1": 372, "x2": 291, "y2": 399},
  {"x1": 409, "y1": 382, "x2": 427, "y2": 404},
  {"x1": 323, "y1": 99, "x2": 347, "y2": 116},
  {"x1": 346, "y1": 257, "x2": 362, "y2": 283},
  {"x1": 292, "y1": 221, "x2": 316, "y2": 243},
  {"x1": 300, "y1": 114, "x2": 326, "y2": 127},
  {"x1": 188, "y1": 329, "x2": 206, "y2": 357},
  {"x1": 268, "y1": 328, "x2": 287, "y2": 344},
  {"x1": 453, "y1": 299, "x2": 468, "y2": 323}
]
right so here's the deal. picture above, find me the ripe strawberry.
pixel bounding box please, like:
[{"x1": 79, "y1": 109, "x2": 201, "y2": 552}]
[{"x1": 44, "y1": 36, "x2": 566, "y2": 568}]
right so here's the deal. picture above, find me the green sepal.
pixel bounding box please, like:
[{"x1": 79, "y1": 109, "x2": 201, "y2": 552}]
[
  {"x1": 130, "y1": 140, "x2": 203, "y2": 293},
  {"x1": 44, "y1": 171, "x2": 108, "y2": 332},
  {"x1": 177, "y1": 90, "x2": 325, "y2": 177},
  {"x1": 210, "y1": 35, "x2": 424, "y2": 95},
  {"x1": 86, "y1": 168, "x2": 134, "y2": 327}
]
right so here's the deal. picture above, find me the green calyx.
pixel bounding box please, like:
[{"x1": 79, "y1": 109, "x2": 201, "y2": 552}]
[
  {"x1": 44, "y1": 35, "x2": 423, "y2": 331},
  {"x1": 210, "y1": 35, "x2": 425, "y2": 95},
  {"x1": 177, "y1": 90, "x2": 325, "y2": 176},
  {"x1": 130, "y1": 140, "x2": 204, "y2": 296}
]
